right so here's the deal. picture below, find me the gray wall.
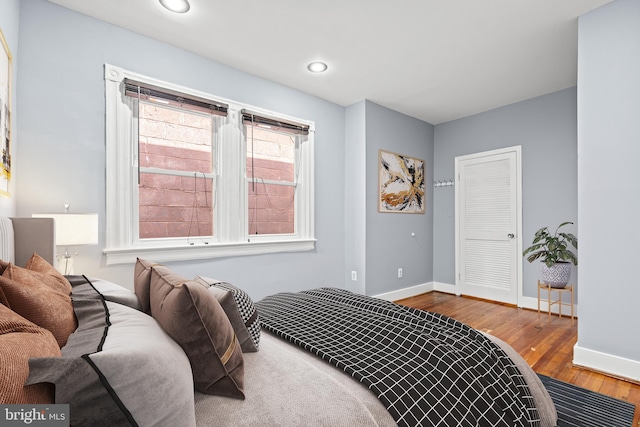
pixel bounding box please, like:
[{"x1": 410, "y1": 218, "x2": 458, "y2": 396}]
[
  {"x1": 344, "y1": 101, "x2": 367, "y2": 295},
  {"x1": 577, "y1": 0, "x2": 640, "y2": 361},
  {"x1": 364, "y1": 101, "x2": 434, "y2": 296},
  {"x1": 0, "y1": 0, "x2": 19, "y2": 217},
  {"x1": 16, "y1": 0, "x2": 346, "y2": 300},
  {"x1": 433, "y1": 88, "x2": 578, "y2": 299}
]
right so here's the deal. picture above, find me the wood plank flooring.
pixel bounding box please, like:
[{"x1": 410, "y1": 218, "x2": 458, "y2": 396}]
[{"x1": 395, "y1": 291, "x2": 640, "y2": 426}]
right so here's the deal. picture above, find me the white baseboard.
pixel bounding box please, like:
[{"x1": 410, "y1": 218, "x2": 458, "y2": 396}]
[
  {"x1": 373, "y1": 282, "x2": 433, "y2": 301},
  {"x1": 373, "y1": 283, "x2": 579, "y2": 318},
  {"x1": 573, "y1": 344, "x2": 640, "y2": 383},
  {"x1": 433, "y1": 282, "x2": 458, "y2": 295},
  {"x1": 520, "y1": 295, "x2": 578, "y2": 317},
  {"x1": 419, "y1": 283, "x2": 579, "y2": 316}
]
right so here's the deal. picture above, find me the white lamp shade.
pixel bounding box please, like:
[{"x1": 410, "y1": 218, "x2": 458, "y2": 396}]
[{"x1": 33, "y1": 213, "x2": 99, "y2": 246}]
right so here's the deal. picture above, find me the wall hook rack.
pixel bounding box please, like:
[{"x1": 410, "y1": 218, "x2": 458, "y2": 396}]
[{"x1": 433, "y1": 180, "x2": 454, "y2": 188}]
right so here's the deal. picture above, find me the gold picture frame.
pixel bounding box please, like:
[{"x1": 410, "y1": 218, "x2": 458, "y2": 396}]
[
  {"x1": 378, "y1": 149, "x2": 425, "y2": 214},
  {"x1": 0, "y1": 27, "x2": 12, "y2": 197}
]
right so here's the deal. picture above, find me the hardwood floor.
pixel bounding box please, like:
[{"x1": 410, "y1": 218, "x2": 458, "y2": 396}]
[{"x1": 395, "y1": 291, "x2": 640, "y2": 426}]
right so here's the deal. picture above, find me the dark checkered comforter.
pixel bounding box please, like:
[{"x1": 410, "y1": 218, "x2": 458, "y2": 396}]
[{"x1": 256, "y1": 288, "x2": 540, "y2": 427}]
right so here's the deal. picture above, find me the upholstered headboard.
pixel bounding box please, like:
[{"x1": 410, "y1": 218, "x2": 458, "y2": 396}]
[{"x1": 0, "y1": 217, "x2": 55, "y2": 266}]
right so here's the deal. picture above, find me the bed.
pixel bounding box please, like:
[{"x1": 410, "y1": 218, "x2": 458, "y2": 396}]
[{"x1": 0, "y1": 217, "x2": 557, "y2": 426}]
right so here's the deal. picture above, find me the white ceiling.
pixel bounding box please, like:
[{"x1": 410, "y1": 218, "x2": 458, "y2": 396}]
[{"x1": 47, "y1": 0, "x2": 612, "y2": 124}]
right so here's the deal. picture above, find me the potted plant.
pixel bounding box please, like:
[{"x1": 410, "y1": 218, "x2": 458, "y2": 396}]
[{"x1": 523, "y1": 221, "x2": 578, "y2": 288}]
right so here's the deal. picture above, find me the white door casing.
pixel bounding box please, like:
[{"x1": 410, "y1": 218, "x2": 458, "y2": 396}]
[{"x1": 455, "y1": 146, "x2": 522, "y2": 305}]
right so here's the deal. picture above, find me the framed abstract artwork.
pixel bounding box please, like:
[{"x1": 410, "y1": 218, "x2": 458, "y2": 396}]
[
  {"x1": 378, "y1": 149, "x2": 425, "y2": 214},
  {"x1": 0, "y1": 27, "x2": 11, "y2": 197}
]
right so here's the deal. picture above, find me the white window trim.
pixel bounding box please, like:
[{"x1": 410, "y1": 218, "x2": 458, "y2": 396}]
[{"x1": 104, "y1": 64, "x2": 315, "y2": 265}]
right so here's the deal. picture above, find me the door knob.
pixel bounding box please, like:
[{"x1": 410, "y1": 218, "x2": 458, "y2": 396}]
[{"x1": 507, "y1": 233, "x2": 515, "y2": 238}]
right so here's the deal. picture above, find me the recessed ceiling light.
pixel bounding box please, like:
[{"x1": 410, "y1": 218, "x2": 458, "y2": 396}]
[
  {"x1": 307, "y1": 62, "x2": 328, "y2": 73},
  {"x1": 159, "y1": 0, "x2": 191, "y2": 13}
]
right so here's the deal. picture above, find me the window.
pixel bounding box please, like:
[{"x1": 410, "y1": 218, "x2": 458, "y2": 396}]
[
  {"x1": 243, "y1": 110, "x2": 309, "y2": 238},
  {"x1": 138, "y1": 99, "x2": 215, "y2": 241},
  {"x1": 104, "y1": 64, "x2": 315, "y2": 264}
]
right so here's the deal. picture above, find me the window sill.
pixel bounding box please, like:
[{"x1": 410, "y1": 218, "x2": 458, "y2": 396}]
[{"x1": 103, "y1": 239, "x2": 316, "y2": 265}]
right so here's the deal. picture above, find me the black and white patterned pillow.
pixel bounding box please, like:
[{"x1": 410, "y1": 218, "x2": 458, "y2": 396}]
[{"x1": 195, "y1": 276, "x2": 260, "y2": 352}]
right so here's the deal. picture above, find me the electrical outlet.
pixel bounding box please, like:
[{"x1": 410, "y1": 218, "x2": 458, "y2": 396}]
[
  {"x1": 397, "y1": 268, "x2": 403, "y2": 278},
  {"x1": 351, "y1": 271, "x2": 357, "y2": 281}
]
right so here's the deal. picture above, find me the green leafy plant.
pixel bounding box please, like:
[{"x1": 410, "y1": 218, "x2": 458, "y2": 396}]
[{"x1": 523, "y1": 221, "x2": 578, "y2": 267}]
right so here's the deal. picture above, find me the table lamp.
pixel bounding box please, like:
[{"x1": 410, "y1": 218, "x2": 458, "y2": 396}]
[{"x1": 33, "y1": 206, "x2": 98, "y2": 274}]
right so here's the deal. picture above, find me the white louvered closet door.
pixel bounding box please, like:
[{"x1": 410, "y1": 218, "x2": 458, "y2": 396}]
[{"x1": 457, "y1": 148, "x2": 519, "y2": 304}]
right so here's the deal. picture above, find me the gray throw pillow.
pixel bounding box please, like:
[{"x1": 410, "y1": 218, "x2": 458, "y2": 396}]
[
  {"x1": 66, "y1": 275, "x2": 141, "y2": 311},
  {"x1": 26, "y1": 279, "x2": 196, "y2": 427}
]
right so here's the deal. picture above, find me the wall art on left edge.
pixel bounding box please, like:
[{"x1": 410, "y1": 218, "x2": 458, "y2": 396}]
[
  {"x1": 378, "y1": 149, "x2": 425, "y2": 214},
  {"x1": 0, "y1": 27, "x2": 12, "y2": 197}
]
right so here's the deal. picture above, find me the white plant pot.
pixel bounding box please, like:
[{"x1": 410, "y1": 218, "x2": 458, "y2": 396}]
[{"x1": 540, "y1": 262, "x2": 572, "y2": 288}]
